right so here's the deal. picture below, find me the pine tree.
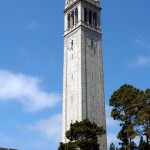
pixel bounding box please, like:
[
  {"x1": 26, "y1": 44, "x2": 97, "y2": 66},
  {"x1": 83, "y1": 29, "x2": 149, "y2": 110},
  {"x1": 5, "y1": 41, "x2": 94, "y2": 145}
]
[
  {"x1": 58, "y1": 119, "x2": 106, "y2": 150},
  {"x1": 109, "y1": 84, "x2": 142, "y2": 148},
  {"x1": 109, "y1": 143, "x2": 115, "y2": 150},
  {"x1": 135, "y1": 89, "x2": 150, "y2": 148}
]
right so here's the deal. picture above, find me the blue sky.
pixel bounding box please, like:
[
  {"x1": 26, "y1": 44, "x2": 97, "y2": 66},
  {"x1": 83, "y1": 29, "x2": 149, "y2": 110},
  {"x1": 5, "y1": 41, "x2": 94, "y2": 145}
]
[{"x1": 0, "y1": 0, "x2": 150, "y2": 150}]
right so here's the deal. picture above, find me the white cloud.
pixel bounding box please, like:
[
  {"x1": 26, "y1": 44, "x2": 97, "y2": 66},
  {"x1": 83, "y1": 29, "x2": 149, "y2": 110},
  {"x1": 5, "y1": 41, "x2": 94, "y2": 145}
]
[
  {"x1": 25, "y1": 106, "x2": 119, "y2": 148},
  {"x1": 0, "y1": 134, "x2": 14, "y2": 145},
  {"x1": 106, "y1": 105, "x2": 120, "y2": 147},
  {"x1": 135, "y1": 38, "x2": 150, "y2": 50},
  {"x1": 128, "y1": 37, "x2": 150, "y2": 68},
  {"x1": 136, "y1": 55, "x2": 150, "y2": 66},
  {"x1": 24, "y1": 105, "x2": 120, "y2": 148},
  {"x1": 0, "y1": 133, "x2": 20, "y2": 149},
  {"x1": 0, "y1": 69, "x2": 61, "y2": 112},
  {"x1": 0, "y1": 114, "x2": 62, "y2": 149},
  {"x1": 26, "y1": 114, "x2": 62, "y2": 143},
  {"x1": 129, "y1": 55, "x2": 150, "y2": 68},
  {"x1": 28, "y1": 20, "x2": 38, "y2": 30}
]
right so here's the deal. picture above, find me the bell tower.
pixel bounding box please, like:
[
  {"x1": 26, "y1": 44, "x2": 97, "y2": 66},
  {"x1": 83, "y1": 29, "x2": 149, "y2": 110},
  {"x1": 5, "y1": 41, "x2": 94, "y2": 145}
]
[{"x1": 62, "y1": 0, "x2": 107, "y2": 149}]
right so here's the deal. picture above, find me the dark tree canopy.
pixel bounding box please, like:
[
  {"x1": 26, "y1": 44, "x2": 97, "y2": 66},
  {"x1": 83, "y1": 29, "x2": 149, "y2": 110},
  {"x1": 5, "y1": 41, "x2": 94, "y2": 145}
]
[
  {"x1": 58, "y1": 119, "x2": 106, "y2": 150},
  {"x1": 109, "y1": 143, "x2": 115, "y2": 150},
  {"x1": 135, "y1": 88, "x2": 150, "y2": 146},
  {"x1": 109, "y1": 84, "x2": 150, "y2": 150},
  {"x1": 109, "y1": 84, "x2": 142, "y2": 146}
]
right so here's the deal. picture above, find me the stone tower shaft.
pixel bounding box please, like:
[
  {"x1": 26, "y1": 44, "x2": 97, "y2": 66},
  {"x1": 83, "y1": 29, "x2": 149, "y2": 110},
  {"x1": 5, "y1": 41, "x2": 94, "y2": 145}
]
[{"x1": 62, "y1": 0, "x2": 107, "y2": 149}]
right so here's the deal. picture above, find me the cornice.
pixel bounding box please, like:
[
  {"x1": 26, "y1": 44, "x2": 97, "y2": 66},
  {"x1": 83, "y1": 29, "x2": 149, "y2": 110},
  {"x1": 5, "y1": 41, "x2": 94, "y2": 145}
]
[
  {"x1": 64, "y1": 0, "x2": 101, "y2": 13},
  {"x1": 64, "y1": 23, "x2": 101, "y2": 37}
]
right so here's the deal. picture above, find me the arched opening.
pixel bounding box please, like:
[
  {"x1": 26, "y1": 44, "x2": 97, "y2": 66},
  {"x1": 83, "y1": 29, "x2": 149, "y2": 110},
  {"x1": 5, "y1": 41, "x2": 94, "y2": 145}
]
[
  {"x1": 67, "y1": 14, "x2": 70, "y2": 29},
  {"x1": 71, "y1": 11, "x2": 74, "y2": 27},
  {"x1": 89, "y1": 10, "x2": 92, "y2": 25},
  {"x1": 93, "y1": 12, "x2": 97, "y2": 27},
  {"x1": 75, "y1": 8, "x2": 78, "y2": 24},
  {"x1": 84, "y1": 8, "x2": 87, "y2": 23}
]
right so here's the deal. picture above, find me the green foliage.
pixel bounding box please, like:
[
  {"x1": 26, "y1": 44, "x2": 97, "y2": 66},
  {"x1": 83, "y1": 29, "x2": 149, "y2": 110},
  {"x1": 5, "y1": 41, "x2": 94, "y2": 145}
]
[
  {"x1": 138, "y1": 136, "x2": 147, "y2": 150},
  {"x1": 58, "y1": 142, "x2": 78, "y2": 150},
  {"x1": 117, "y1": 124, "x2": 129, "y2": 147},
  {"x1": 109, "y1": 84, "x2": 141, "y2": 122},
  {"x1": 127, "y1": 141, "x2": 137, "y2": 150},
  {"x1": 109, "y1": 84, "x2": 150, "y2": 149},
  {"x1": 58, "y1": 119, "x2": 106, "y2": 150},
  {"x1": 109, "y1": 84, "x2": 141, "y2": 147},
  {"x1": 109, "y1": 143, "x2": 115, "y2": 150},
  {"x1": 135, "y1": 88, "x2": 150, "y2": 146}
]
